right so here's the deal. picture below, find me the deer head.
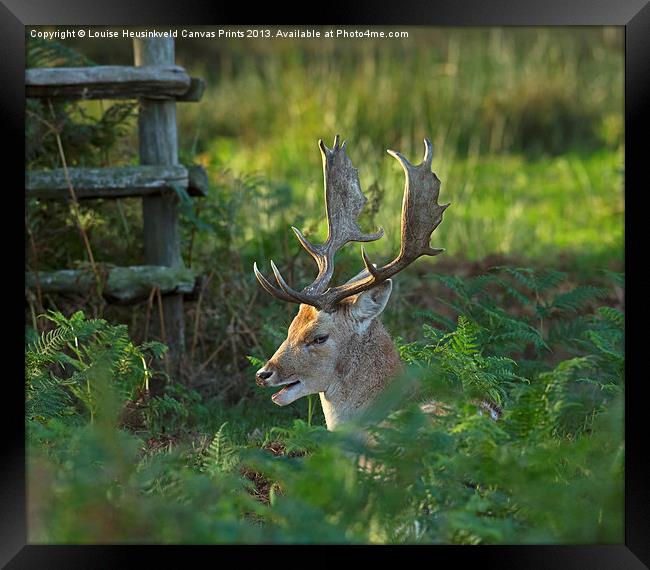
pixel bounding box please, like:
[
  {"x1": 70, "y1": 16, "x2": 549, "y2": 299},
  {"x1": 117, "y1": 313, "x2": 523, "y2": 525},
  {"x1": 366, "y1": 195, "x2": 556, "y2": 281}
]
[{"x1": 254, "y1": 136, "x2": 449, "y2": 428}]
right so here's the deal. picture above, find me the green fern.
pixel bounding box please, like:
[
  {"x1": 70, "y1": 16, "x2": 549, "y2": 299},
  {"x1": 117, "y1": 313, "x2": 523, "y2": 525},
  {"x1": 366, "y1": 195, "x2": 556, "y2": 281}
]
[
  {"x1": 200, "y1": 422, "x2": 240, "y2": 475},
  {"x1": 27, "y1": 37, "x2": 95, "y2": 68},
  {"x1": 25, "y1": 268, "x2": 624, "y2": 545},
  {"x1": 550, "y1": 286, "x2": 608, "y2": 314},
  {"x1": 26, "y1": 38, "x2": 136, "y2": 170},
  {"x1": 26, "y1": 310, "x2": 166, "y2": 427},
  {"x1": 596, "y1": 306, "x2": 624, "y2": 327}
]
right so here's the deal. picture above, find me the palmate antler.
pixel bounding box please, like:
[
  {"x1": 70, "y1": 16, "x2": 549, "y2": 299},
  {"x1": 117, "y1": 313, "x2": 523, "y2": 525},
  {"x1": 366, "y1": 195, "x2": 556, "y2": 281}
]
[{"x1": 254, "y1": 135, "x2": 449, "y2": 312}]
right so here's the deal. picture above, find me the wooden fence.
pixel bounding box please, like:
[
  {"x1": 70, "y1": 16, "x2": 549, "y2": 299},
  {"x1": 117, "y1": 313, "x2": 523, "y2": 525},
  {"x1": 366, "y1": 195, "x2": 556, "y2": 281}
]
[{"x1": 25, "y1": 37, "x2": 207, "y2": 379}]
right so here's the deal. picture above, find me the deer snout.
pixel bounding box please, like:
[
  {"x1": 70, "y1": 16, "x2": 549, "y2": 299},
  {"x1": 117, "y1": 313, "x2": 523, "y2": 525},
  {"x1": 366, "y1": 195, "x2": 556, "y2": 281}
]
[{"x1": 255, "y1": 368, "x2": 275, "y2": 386}]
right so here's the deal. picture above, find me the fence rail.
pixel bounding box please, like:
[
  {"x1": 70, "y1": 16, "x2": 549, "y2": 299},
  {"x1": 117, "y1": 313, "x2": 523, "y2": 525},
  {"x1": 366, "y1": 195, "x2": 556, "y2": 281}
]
[
  {"x1": 27, "y1": 266, "x2": 198, "y2": 304},
  {"x1": 26, "y1": 164, "x2": 208, "y2": 200},
  {"x1": 26, "y1": 65, "x2": 205, "y2": 101}
]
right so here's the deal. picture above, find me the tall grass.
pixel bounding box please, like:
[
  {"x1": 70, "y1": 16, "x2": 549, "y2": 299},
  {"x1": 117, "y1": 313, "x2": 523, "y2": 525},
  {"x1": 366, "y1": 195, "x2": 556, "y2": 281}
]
[
  {"x1": 37, "y1": 28, "x2": 624, "y2": 268},
  {"x1": 172, "y1": 27, "x2": 623, "y2": 269}
]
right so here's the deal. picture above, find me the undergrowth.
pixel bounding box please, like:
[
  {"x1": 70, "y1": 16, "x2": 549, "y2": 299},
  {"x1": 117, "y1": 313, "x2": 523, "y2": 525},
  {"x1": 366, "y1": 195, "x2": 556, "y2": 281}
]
[{"x1": 26, "y1": 268, "x2": 624, "y2": 544}]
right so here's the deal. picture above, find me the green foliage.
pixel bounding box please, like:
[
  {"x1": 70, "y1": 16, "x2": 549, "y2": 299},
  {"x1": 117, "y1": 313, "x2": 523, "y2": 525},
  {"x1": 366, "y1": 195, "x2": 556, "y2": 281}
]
[
  {"x1": 270, "y1": 420, "x2": 330, "y2": 455},
  {"x1": 178, "y1": 28, "x2": 622, "y2": 158},
  {"x1": 416, "y1": 267, "x2": 614, "y2": 372},
  {"x1": 197, "y1": 422, "x2": 241, "y2": 476},
  {"x1": 27, "y1": 269, "x2": 624, "y2": 544},
  {"x1": 400, "y1": 315, "x2": 523, "y2": 407},
  {"x1": 143, "y1": 383, "x2": 209, "y2": 436},
  {"x1": 27, "y1": 36, "x2": 96, "y2": 68},
  {"x1": 26, "y1": 38, "x2": 137, "y2": 170},
  {"x1": 26, "y1": 310, "x2": 166, "y2": 426},
  {"x1": 26, "y1": 97, "x2": 138, "y2": 170},
  {"x1": 29, "y1": 417, "x2": 266, "y2": 543}
]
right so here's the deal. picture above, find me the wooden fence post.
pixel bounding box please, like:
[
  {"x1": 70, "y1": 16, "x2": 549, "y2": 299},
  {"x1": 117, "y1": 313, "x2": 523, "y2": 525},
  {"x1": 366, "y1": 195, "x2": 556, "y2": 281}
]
[{"x1": 134, "y1": 37, "x2": 186, "y2": 380}]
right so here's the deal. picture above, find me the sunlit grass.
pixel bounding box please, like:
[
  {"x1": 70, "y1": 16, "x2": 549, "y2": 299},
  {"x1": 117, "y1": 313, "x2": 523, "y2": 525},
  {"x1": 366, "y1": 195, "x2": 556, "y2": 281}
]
[
  {"x1": 194, "y1": 142, "x2": 623, "y2": 267},
  {"x1": 174, "y1": 27, "x2": 623, "y2": 271},
  {"x1": 51, "y1": 28, "x2": 624, "y2": 270},
  {"x1": 45, "y1": 27, "x2": 624, "y2": 271}
]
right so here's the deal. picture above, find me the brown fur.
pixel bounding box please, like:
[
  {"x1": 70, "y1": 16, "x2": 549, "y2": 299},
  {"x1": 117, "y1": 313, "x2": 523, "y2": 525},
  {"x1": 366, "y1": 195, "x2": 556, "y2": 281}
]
[
  {"x1": 287, "y1": 305, "x2": 320, "y2": 345},
  {"x1": 259, "y1": 286, "x2": 403, "y2": 429}
]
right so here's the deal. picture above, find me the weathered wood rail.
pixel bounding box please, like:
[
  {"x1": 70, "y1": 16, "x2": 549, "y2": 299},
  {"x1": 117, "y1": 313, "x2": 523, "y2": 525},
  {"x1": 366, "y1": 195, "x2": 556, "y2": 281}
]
[
  {"x1": 26, "y1": 65, "x2": 205, "y2": 101},
  {"x1": 25, "y1": 37, "x2": 206, "y2": 380},
  {"x1": 26, "y1": 266, "x2": 197, "y2": 304},
  {"x1": 26, "y1": 164, "x2": 208, "y2": 200}
]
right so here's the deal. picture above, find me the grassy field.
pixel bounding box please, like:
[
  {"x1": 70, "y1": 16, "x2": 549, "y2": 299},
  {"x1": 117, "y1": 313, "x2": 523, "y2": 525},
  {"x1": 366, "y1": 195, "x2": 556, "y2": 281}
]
[
  {"x1": 25, "y1": 27, "x2": 625, "y2": 544},
  {"x1": 43, "y1": 27, "x2": 624, "y2": 269},
  {"x1": 170, "y1": 28, "x2": 624, "y2": 279}
]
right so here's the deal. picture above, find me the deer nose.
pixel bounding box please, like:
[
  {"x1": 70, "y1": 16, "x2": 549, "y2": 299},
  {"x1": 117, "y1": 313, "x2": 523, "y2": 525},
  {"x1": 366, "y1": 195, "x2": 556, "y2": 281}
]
[{"x1": 256, "y1": 369, "x2": 274, "y2": 386}]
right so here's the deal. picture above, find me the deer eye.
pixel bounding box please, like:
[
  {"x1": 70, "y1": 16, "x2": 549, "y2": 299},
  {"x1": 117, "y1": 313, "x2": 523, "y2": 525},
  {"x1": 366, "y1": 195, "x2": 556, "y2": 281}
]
[{"x1": 310, "y1": 335, "x2": 329, "y2": 345}]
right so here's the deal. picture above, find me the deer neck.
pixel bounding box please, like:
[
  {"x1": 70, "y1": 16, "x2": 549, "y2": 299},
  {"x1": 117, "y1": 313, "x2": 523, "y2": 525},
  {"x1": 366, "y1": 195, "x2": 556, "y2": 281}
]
[{"x1": 319, "y1": 319, "x2": 402, "y2": 430}]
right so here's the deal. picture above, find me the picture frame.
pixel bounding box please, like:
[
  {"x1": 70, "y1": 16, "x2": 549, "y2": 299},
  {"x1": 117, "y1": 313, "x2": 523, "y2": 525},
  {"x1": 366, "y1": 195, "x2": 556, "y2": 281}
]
[{"x1": 4, "y1": 0, "x2": 646, "y2": 565}]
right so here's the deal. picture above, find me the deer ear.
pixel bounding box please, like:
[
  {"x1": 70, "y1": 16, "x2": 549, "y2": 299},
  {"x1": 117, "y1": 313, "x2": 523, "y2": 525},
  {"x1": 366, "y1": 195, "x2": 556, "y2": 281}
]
[{"x1": 347, "y1": 279, "x2": 393, "y2": 323}]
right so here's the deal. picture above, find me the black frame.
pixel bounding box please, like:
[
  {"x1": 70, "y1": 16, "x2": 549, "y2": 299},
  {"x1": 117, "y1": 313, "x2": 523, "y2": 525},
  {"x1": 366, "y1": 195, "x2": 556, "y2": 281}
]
[{"x1": 4, "y1": 0, "x2": 648, "y2": 566}]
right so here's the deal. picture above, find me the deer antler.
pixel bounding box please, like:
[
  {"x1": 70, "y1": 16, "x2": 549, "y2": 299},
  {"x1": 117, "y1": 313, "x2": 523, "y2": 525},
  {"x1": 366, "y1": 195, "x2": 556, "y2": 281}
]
[{"x1": 254, "y1": 136, "x2": 449, "y2": 311}]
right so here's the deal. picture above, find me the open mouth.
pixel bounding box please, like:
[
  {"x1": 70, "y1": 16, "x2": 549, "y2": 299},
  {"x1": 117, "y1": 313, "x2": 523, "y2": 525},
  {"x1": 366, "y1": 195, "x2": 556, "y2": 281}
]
[
  {"x1": 271, "y1": 380, "x2": 302, "y2": 406},
  {"x1": 271, "y1": 380, "x2": 301, "y2": 401}
]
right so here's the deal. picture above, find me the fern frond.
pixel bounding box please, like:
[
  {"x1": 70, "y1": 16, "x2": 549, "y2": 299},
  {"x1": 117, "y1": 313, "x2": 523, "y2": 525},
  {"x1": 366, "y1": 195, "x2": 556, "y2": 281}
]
[
  {"x1": 412, "y1": 309, "x2": 456, "y2": 331},
  {"x1": 27, "y1": 37, "x2": 96, "y2": 68},
  {"x1": 196, "y1": 422, "x2": 241, "y2": 476},
  {"x1": 602, "y1": 270, "x2": 624, "y2": 288},
  {"x1": 491, "y1": 276, "x2": 533, "y2": 306},
  {"x1": 433, "y1": 274, "x2": 470, "y2": 300},
  {"x1": 491, "y1": 266, "x2": 538, "y2": 291},
  {"x1": 550, "y1": 286, "x2": 608, "y2": 314},
  {"x1": 535, "y1": 269, "x2": 568, "y2": 292},
  {"x1": 596, "y1": 306, "x2": 624, "y2": 327}
]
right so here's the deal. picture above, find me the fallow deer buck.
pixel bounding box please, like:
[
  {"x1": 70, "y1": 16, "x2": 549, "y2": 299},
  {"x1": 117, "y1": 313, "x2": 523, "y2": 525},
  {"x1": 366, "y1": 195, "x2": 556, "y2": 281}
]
[{"x1": 253, "y1": 135, "x2": 451, "y2": 431}]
